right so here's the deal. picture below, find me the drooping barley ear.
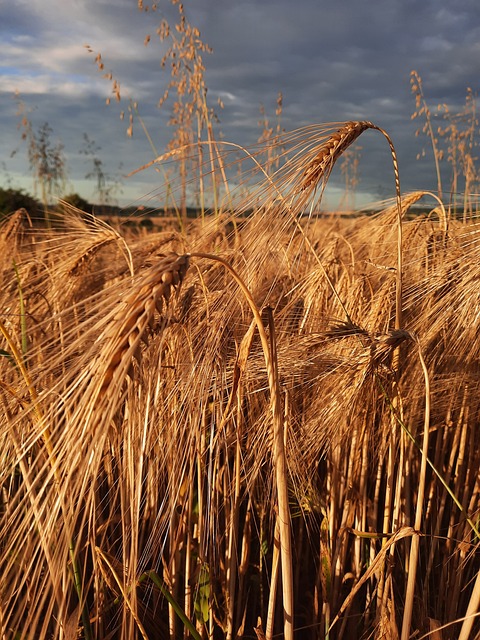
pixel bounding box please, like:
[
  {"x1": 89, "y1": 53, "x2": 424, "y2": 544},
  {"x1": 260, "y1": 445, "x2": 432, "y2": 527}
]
[
  {"x1": 299, "y1": 121, "x2": 373, "y2": 192},
  {"x1": 333, "y1": 122, "x2": 405, "y2": 332},
  {"x1": 290, "y1": 119, "x2": 404, "y2": 365},
  {"x1": 295, "y1": 120, "x2": 404, "y2": 338},
  {"x1": 98, "y1": 253, "x2": 190, "y2": 400},
  {"x1": 0, "y1": 208, "x2": 32, "y2": 256}
]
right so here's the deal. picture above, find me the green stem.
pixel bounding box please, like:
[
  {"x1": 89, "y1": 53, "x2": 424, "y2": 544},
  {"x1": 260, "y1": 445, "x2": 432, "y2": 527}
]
[{"x1": 140, "y1": 571, "x2": 202, "y2": 640}]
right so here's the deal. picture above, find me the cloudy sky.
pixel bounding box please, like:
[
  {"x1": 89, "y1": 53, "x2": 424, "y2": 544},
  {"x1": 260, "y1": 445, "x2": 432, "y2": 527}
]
[{"x1": 2, "y1": 0, "x2": 480, "y2": 209}]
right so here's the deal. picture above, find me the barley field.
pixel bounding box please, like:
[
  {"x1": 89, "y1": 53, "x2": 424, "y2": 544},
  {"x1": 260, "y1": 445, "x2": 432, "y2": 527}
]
[{"x1": 1, "y1": 122, "x2": 479, "y2": 640}]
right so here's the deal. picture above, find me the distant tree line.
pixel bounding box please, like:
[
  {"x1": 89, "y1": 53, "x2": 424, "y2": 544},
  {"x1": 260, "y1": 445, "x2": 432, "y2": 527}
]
[{"x1": 0, "y1": 187, "x2": 94, "y2": 220}]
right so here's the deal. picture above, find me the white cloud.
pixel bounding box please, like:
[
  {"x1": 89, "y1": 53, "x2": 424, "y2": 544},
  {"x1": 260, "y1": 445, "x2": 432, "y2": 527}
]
[{"x1": 0, "y1": 73, "x2": 110, "y2": 99}]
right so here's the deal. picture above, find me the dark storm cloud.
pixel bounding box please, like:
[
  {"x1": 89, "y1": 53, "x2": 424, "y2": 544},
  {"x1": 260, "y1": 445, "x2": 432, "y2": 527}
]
[
  {"x1": 190, "y1": 0, "x2": 480, "y2": 200},
  {"x1": 1, "y1": 0, "x2": 479, "y2": 206}
]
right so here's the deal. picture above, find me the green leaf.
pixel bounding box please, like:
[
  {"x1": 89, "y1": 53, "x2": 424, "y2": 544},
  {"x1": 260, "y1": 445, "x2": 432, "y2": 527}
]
[{"x1": 194, "y1": 563, "x2": 210, "y2": 625}]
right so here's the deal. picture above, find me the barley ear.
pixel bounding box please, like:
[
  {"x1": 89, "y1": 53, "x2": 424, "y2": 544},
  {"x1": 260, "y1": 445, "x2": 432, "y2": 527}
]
[
  {"x1": 98, "y1": 253, "x2": 190, "y2": 400},
  {"x1": 299, "y1": 121, "x2": 373, "y2": 192}
]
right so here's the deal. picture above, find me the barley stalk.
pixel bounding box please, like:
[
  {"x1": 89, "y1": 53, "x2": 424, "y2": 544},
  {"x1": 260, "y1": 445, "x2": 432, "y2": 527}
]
[
  {"x1": 190, "y1": 252, "x2": 294, "y2": 640},
  {"x1": 401, "y1": 337, "x2": 431, "y2": 640}
]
